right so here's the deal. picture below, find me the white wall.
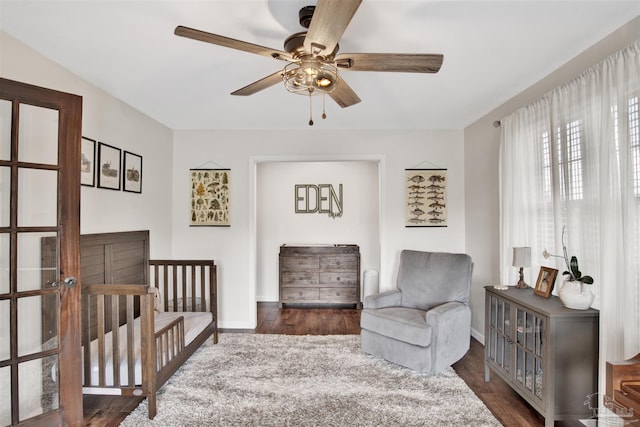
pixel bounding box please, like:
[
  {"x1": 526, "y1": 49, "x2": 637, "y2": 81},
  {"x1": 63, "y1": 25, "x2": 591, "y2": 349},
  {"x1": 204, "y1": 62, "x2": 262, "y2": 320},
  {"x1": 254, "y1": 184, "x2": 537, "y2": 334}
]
[
  {"x1": 171, "y1": 130, "x2": 466, "y2": 329},
  {"x1": 256, "y1": 160, "x2": 380, "y2": 301},
  {"x1": 0, "y1": 31, "x2": 174, "y2": 257},
  {"x1": 464, "y1": 17, "x2": 640, "y2": 342}
]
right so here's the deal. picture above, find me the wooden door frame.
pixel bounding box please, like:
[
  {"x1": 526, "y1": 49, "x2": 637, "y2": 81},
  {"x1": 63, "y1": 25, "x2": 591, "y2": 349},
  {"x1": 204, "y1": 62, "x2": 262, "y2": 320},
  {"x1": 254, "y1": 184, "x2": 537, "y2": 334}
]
[{"x1": 0, "y1": 77, "x2": 83, "y2": 426}]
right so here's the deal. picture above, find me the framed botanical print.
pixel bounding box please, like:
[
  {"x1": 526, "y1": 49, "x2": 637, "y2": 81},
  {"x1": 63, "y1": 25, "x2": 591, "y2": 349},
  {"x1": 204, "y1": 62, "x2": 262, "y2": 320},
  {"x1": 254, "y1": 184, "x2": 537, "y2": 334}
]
[
  {"x1": 123, "y1": 151, "x2": 142, "y2": 193},
  {"x1": 97, "y1": 142, "x2": 121, "y2": 190},
  {"x1": 190, "y1": 169, "x2": 230, "y2": 226},
  {"x1": 81, "y1": 136, "x2": 96, "y2": 187},
  {"x1": 405, "y1": 169, "x2": 447, "y2": 227}
]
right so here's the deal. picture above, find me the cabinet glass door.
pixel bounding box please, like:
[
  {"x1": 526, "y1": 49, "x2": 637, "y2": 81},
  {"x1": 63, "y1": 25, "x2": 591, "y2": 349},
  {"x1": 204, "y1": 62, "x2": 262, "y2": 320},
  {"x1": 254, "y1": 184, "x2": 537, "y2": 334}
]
[
  {"x1": 488, "y1": 294, "x2": 511, "y2": 373},
  {"x1": 515, "y1": 307, "x2": 544, "y2": 401}
]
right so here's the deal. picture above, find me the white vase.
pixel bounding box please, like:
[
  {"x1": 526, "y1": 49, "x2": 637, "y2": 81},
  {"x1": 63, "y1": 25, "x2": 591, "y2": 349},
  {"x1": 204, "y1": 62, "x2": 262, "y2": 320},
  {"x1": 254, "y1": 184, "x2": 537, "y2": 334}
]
[{"x1": 558, "y1": 279, "x2": 595, "y2": 310}]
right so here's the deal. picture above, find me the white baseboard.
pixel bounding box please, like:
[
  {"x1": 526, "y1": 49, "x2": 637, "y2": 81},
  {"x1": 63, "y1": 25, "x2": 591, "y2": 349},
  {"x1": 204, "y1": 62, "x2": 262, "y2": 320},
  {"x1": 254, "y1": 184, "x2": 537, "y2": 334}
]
[
  {"x1": 471, "y1": 327, "x2": 484, "y2": 345},
  {"x1": 219, "y1": 321, "x2": 256, "y2": 330}
]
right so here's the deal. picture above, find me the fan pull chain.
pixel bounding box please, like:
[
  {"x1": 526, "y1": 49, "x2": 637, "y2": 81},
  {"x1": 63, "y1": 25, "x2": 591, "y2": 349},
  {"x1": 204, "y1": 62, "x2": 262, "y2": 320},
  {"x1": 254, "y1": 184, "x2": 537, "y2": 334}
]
[
  {"x1": 308, "y1": 92, "x2": 314, "y2": 126},
  {"x1": 322, "y1": 94, "x2": 327, "y2": 120}
]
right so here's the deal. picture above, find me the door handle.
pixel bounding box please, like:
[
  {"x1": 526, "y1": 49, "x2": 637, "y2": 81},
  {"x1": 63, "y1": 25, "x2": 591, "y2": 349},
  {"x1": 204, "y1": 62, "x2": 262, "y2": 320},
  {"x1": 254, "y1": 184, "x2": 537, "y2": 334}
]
[{"x1": 63, "y1": 277, "x2": 78, "y2": 288}]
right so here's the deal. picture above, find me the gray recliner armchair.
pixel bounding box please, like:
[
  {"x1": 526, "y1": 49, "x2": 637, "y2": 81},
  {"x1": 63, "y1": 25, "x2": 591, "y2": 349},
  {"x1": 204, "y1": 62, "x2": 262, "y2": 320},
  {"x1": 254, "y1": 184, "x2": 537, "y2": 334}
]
[{"x1": 360, "y1": 250, "x2": 473, "y2": 374}]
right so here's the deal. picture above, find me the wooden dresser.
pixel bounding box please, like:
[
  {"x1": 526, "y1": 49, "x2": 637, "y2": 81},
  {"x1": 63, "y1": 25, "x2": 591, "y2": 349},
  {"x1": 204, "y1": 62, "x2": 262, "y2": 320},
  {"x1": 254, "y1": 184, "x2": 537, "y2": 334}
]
[{"x1": 279, "y1": 245, "x2": 361, "y2": 308}]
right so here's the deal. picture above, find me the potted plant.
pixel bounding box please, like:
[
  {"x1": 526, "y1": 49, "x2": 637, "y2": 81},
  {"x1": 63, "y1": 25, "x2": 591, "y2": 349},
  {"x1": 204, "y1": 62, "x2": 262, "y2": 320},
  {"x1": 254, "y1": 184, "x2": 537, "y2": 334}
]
[{"x1": 542, "y1": 227, "x2": 594, "y2": 309}]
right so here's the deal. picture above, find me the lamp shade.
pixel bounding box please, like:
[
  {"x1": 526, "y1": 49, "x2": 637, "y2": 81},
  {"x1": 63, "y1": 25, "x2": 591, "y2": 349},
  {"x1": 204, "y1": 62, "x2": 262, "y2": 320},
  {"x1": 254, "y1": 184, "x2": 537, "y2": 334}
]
[{"x1": 512, "y1": 246, "x2": 531, "y2": 267}]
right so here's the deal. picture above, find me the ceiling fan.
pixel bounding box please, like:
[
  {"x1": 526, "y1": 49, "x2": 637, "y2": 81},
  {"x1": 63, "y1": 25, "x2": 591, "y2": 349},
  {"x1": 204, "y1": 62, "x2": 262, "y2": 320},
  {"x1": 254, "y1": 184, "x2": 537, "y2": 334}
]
[{"x1": 174, "y1": 0, "x2": 443, "y2": 125}]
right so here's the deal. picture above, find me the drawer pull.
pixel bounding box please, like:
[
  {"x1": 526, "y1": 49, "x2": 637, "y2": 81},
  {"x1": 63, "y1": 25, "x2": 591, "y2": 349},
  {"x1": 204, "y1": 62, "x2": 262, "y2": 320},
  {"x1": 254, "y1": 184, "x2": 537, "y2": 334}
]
[
  {"x1": 336, "y1": 276, "x2": 341, "y2": 281},
  {"x1": 336, "y1": 292, "x2": 341, "y2": 296},
  {"x1": 298, "y1": 291, "x2": 303, "y2": 296}
]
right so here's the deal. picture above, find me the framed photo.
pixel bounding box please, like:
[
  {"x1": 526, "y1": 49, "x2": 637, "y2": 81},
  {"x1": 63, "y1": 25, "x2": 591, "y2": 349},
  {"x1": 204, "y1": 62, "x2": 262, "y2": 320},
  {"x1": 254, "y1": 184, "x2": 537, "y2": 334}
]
[
  {"x1": 405, "y1": 169, "x2": 447, "y2": 227},
  {"x1": 190, "y1": 169, "x2": 230, "y2": 226},
  {"x1": 534, "y1": 266, "x2": 558, "y2": 298},
  {"x1": 81, "y1": 136, "x2": 96, "y2": 187},
  {"x1": 123, "y1": 151, "x2": 142, "y2": 193},
  {"x1": 97, "y1": 142, "x2": 121, "y2": 190}
]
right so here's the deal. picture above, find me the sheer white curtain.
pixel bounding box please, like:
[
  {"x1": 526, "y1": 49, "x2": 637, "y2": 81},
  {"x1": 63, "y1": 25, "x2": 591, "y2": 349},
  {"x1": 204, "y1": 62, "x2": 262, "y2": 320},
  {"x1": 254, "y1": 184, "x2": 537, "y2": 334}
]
[{"x1": 499, "y1": 43, "x2": 640, "y2": 370}]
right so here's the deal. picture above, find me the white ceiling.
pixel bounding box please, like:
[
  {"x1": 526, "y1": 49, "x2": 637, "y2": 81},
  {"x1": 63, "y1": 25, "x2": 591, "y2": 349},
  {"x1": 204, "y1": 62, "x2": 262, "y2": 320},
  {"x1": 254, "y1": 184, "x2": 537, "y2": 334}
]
[{"x1": 1, "y1": 1, "x2": 638, "y2": 130}]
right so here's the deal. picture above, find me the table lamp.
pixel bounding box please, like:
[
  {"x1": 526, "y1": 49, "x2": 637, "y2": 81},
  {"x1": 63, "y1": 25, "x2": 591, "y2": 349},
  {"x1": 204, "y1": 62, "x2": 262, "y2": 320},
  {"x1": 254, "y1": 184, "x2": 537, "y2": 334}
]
[{"x1": 512, "y1": 246, "x2": 531, "y2": 289}]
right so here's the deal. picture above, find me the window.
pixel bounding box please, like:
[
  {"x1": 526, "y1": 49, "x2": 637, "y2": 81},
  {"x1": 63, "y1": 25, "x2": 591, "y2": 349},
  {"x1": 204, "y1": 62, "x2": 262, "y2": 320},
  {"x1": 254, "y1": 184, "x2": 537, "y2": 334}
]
[{"x1": 556, "y1": 119, "x2": 584, "y2": 201}]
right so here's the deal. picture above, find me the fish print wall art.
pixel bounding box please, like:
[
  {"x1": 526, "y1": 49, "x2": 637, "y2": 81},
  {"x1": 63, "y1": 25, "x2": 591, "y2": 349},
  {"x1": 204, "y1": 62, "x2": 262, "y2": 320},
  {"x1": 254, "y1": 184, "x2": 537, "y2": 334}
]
[
  {"x1": 190, "y1": 168, "x2": 231, "y2": 226},
  {"x1": 405, "y1": 169, "x2": 447, "y2": 227}
]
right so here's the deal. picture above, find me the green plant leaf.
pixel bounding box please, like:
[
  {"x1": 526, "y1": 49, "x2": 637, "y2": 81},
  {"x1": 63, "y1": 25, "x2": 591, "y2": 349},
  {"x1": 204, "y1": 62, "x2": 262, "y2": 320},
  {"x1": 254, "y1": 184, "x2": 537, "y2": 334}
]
[
  {"x1": 580, "y1": 275, "x2": 594, "y2": 284},
  {"x1": 570, "y1": 256, "x2": 581, "y2": 278}
]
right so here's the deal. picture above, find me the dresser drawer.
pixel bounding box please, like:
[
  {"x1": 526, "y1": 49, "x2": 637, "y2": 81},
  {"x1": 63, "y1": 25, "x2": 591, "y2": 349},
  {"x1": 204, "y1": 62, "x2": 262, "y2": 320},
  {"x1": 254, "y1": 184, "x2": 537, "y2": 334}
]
[
  {"x1": 319, "y1": 287, "x2": 357, "y2": 302},
  {"x1": 281, "y1": 256, "x2": 319, "y2": 270},
  {"x1": 281, "y1": 271, "x2": 319, "y2": 286},
  {"x1": 282, "y1": 287, "x2": 319, "y2": 301},
  {"x1": 320, "y1": 255, "x2": 358, "y2": 270},
  {"x1": 319, "y1": 272, "x2": 357, "y2": 285}
]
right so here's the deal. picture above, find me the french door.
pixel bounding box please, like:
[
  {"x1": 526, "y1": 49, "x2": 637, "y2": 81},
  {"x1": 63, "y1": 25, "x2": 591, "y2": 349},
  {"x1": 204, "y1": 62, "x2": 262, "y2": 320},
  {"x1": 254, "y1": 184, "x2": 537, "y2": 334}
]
[{"x1": 0, "y1": 78, "x2": 82, "y2": 426}]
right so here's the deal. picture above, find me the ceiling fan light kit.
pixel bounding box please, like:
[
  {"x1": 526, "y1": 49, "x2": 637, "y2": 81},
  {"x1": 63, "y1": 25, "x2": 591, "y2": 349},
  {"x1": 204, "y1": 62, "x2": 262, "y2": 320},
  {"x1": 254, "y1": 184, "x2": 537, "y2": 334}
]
[
  {"x1": 283, "y1": 61, "x2": 338, "y2": 95},
  {"x1": 174, "y1": 0, "x2": 443, "y2": 126}
]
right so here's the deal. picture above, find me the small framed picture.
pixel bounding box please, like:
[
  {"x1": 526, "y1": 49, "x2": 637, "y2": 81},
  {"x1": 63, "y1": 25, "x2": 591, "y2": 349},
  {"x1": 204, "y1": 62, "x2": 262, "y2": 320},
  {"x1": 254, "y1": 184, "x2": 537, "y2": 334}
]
[
  {"x1": 81, "y1": 137, "x2": 96, "y2": 187},
  {"x1": 534, "y1": 266, "x2": 558, "y2": 298},
  {"x1": 123, "y1": 151, "x2": 142, "y2": 193},
  {"x1": 97, "y1": 142, "x2": 121, "y2": 190}
]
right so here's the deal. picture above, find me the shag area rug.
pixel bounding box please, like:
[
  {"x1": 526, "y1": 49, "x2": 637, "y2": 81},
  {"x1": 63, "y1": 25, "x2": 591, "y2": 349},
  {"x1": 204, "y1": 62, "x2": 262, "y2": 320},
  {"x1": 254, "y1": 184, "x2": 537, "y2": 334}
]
[{"x1": 120, "y1": 334, "x2": 500, "y2": 426}]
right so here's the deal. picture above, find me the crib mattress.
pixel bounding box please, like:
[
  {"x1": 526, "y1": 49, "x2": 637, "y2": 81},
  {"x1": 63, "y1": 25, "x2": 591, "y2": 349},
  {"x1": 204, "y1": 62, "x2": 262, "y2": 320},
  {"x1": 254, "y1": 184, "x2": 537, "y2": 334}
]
[{"x1": 83, "y1": 311, "x2": 212, "y2": 387}]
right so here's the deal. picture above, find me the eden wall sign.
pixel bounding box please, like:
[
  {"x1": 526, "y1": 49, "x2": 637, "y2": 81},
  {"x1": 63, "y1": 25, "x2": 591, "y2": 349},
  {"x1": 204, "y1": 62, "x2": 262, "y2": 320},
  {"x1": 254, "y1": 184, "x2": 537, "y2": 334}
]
[{"x1": 295, "y1": 184, "x2": 343, "y2": 218}]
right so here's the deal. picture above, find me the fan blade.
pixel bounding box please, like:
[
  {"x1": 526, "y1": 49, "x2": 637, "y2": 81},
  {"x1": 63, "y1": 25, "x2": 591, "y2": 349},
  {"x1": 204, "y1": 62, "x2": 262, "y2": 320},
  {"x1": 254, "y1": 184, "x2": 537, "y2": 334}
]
[
  {"x1": 231, "y1": 70, "x2": 285, "y2": 96},
  {"x1": 329, "y1": 77, "x2": 361, "y2": 108},
  {"x1": 335, "y1": 53, "x2": 443, "y2": 73},
  {"x1": 304, "y1": 0, "x2": 362, "y2": 57},
  {"x1": 175, "y1": 26, "x2": 292, "y2": 62}
]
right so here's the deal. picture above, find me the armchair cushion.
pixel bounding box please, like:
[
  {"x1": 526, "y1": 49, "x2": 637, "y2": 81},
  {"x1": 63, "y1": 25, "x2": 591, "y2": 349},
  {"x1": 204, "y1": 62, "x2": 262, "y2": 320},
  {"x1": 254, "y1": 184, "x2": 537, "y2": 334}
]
[
  {"x1": 397, "y1": 250, "x2": 472, "y2": 311},
  {"x1": 360, "y1": 307, "x2": 431, "y2": 347}
]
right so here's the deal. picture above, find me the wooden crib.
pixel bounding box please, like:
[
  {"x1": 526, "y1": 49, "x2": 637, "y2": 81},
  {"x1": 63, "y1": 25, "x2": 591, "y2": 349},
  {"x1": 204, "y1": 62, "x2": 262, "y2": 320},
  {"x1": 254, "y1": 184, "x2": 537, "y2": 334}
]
[{"x1": 76, "y1": 230, "x2": 217, "y2": 419}]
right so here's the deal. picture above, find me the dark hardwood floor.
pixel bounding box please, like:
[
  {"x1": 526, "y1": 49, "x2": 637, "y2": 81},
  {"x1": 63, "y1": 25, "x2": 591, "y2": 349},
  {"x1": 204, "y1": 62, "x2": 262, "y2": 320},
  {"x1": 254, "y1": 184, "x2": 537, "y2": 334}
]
[{"x1": 84, "y1": 303, "x2": 578, "y2": 426}]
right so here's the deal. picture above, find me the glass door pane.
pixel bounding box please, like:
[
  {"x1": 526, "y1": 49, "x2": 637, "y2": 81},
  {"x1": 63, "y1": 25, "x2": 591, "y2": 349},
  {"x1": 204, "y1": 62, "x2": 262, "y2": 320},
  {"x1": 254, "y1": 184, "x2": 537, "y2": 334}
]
[
  {"x1": 18, "y1": 104, "x2": 58, "y2": 165},
  {"x1": 0, "y1": 167, "x2": 9, "y2": 227},
  {"x1": 0, "y1": 99, "x2": 10, "y2": 160}
]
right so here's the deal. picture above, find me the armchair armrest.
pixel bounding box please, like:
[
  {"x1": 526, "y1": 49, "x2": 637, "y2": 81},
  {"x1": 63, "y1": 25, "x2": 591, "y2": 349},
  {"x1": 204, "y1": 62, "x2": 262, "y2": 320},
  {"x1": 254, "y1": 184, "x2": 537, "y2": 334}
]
[
  {"x1": 426, "y1": 302, "x2": 471, "y2": 374},
  {"x1": 363, "y1": 290, "x2": 402, "y2": 309}
]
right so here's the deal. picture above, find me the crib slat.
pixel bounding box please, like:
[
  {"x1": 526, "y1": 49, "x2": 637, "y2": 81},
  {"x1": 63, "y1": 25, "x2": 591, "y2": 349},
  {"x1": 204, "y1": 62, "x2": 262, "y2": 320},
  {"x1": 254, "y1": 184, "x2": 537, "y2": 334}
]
[
  {"x1": 162, "y1": 264, "x2": 169, "y2": 312},
  {"x1": 97, "y1": 294, "x2": 106, "y2": 387},
  {"x1": 191, "y1": 265, "x2": 197, "y2": 311},
  {"x1": 82, "y1": 293, "x2": 91, "y2": 385},
  {"x1": 152, "y1": 263, "x2": 159, "y2": 295},
  {"x1": 126, "y1": 295, "x2": 135, "y2": 387},
  {"x1": 172, "y1": 266, "x2": 178, "y2": 312},
  {"x1": 111, "y1": 295, "x2": 120, "y2": 386},
  {"x1": 200, "y1": 265, "x2": 206, "y2": 311},
  {"x1": 180, "y1": 266, "x2": 186, "y2": 311}
]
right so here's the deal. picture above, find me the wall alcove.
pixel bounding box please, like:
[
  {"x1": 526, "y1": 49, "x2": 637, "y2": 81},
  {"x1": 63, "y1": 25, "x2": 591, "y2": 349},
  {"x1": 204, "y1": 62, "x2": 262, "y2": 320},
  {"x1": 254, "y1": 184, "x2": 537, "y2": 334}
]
[{"x1": 254, "y1": 159, "x2": 382, "y2": 305}]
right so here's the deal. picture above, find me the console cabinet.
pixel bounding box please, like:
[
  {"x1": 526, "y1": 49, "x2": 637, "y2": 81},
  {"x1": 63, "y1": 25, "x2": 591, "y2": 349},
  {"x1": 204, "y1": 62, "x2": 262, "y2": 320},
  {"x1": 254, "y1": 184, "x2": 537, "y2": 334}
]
[
  {"x1": 484, "y1": 286, "x2": 599, "y2": 427},
  {"x1": 279, "y1": 245, "x2": 361, "y2": 308}
]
